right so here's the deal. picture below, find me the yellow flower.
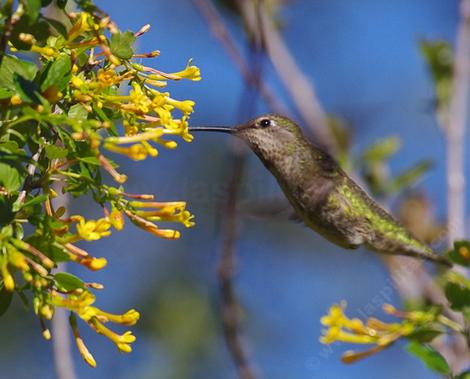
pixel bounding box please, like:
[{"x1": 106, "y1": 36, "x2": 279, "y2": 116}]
[
  {"x1": 104, "y1": 143, "x2": 149, "y2": 161},
  {"x1": 71, "y1": 215, "x2": 112, "y2": 241},
  {"x1": 52, "y1": 291, "x2": 139, "y2": 356},
  {"x1": 320, "y1": 302, "x2": 421, "y2": 363},
  {"x1": 68, "y1": 12, "x2": 93, "y2": 42},
  {"x1": 128, "y1": 83, "x2": 152, "y2": 113},
  {"x1": 172, "y1": 63, "x2": 201, "y2": 81},
  {"x1": 165, "y1": 97, "x2": 195, "y2": 114},
  {"x1": 109, "y1": 209, "x2": 125, "y2": 230},
  {"x1": 0, "y1": 258, "x2": 15, "y2": 291}
]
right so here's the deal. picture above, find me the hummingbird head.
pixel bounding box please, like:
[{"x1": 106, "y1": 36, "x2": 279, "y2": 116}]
[
  {"x1": 233, "y1": 114, "x2": 304, "y2": 156},
  {"x1": 189, "y1": 114, "x2": 307, "y2": 163}
]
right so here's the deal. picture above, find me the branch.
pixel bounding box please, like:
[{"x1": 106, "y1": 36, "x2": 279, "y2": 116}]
[
  {"x1": 191, "y1": 0, "x2": 287, "y2": 114},
  {"x1": 447, "y1": 0, "x2": 470, "y2": 244},
  {"x1": 217, "y1": 151, "x2": 259, "y2": 379},
  {"x1": 51, "y1": 184, "x2": 77, "y2": 379},
  {"x1": 239, "y1": 2, "x2": 336, "y2": 152}
]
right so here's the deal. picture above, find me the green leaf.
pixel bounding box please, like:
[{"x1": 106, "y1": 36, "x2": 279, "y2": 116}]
[
  {"x1": 68, "y1": 103, "x2": 88, "y2": 121},
  {"x1": 56, "y1": 0, "x2": 68, "y2": 9},
  {"x1": 444, "y1": 282, "x2": 470, "y2": 311},
  {"x1": 0, "y1": 162, "x2": 22, "y2": 192},
  {"x1": 387, "y1": 160, "x2": 433, "y2": 193},
  {"x1": 45, "y1": 144, "x2": 68, "y2": 159},
  {"x1": 40, "y1": 54, "x2": 72, "y2": 92},
  {"x1": 110, "y1": 30, "x2": 136, "y2": 59},
  {"x1": 407, "y1": 341, "x2": 451, "y2": 376},
  {"x1": 20, "y1": 0, "x2": 41, "y2": 22},
  {"x1": 54, "y1": 272, "x2": 85, "y2": 292},
  {"x1": 0, "y1": 283, "x2": 14, "y2": 316},
  {"x1": 21, "y1": 194, "x2": 48, "y2": 209},
  {"x1": 0, "y1": 197, "x2": 15, "y2": 227},
  {"x1": 362, "y1": 136, "x2": 401, "y2": 163},
  {"x1": 457, "y1": 371, "x2": 470, "y2": 379},
  {"x1": 446, "y1": 240, "x2": 470, "y2": 267},
  {"x1": 0, "y1": 55, "x2": 37, "y2": 91},
  {"x1": 10, "y1": 16, "x2": 50, "y2": 50},
  {"x1": 407, "y1": 328, "x2": 443, "y2": 343},
  {"x1": 13, "y1": 74, "x2": 41, "y2": 103},
  {"x1": 0, "y1": 87, "x2": 13, "y2": 99},
  {"x1": 43, "y1": 16, "x2": 67, "y2": 36}
]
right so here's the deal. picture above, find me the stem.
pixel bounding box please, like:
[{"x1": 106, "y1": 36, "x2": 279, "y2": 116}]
[{"x1": 447, "y1": 0, "x2": 470, "y2": 244}]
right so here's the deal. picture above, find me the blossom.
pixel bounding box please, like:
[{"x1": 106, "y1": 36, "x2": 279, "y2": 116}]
[
  {"x1": 51, "y1": 290, "x2": 140, "y2": 360},
  {"x1": 320, "y1": 302, "x2": 416, "y2": 363},
  {"x1": 74, "y1": 216, "x2": 112, "y2": 241}
]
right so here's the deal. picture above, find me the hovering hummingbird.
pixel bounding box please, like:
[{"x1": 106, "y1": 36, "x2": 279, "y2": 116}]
[{"x1": 189, "y1": 114, "x2": 451, "y2": 266}]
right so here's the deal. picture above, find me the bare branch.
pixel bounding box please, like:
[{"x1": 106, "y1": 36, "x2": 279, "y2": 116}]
[
  {"x1": 238, "y1": 2, "x2": 336, "y2": 152},
  {"x1": 447, "y1": 0, "x2": 470, "y2": 244},
  {"x1": 191, "y1": 0, "x2": 287, "y2": 114}
]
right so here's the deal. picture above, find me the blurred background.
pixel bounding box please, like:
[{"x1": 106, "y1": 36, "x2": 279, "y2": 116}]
[{"x1": 1, "y1": 0, "x2": 469, "y2": 378}]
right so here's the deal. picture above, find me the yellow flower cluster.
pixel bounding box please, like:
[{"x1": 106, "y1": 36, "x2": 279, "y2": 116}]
[
  {"x1": 2, "y1": 6, "x2": 199, "y2": 368},
  {"x1": 51, "y1": 290, "x2": 139, "y2": 366},
  {"x1": 320, "y1": 302, "x2": 454, "y2": 364}
]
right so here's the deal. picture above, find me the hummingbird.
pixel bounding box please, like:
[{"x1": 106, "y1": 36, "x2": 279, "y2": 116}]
[{"x1": 189, "y1": 114, "x2": 451, "y2": 266}]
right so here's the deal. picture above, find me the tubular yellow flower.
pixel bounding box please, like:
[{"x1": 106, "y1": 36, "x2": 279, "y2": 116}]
[
  {"x1": 76, "y1": 216, "x2": 112, "y2": 241},
  {"x1": 1, "y1": 258, "x2": 15, "y2": 291},
  {"x1": 171, "y1": 63, "x2": 201, "y2": 81},
  {"x1": 109, "y1": 209, "x2": 125, "y2": 230},
  {"x1": 104, "y1": 142, "x2": 149, "y2": 161},
  {"x1": 128, "y1": 82, "x2": 152, "y2": 113},
  {"x1": 320, "y1": 302, "x2": 424, "y2": 363},
  {"x1": 68, "y1": 12, "x2": 93, "y2": 42},
  {"x1": 165, "y1": 97, "x2": 195, "y2": 114},
  {"x1": 89, "y1": 318, "x2": 136, "y2": 353}
]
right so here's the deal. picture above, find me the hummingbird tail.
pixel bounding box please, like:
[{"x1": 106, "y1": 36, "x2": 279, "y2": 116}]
[{"x1": 387, "y1": 248, "x2": 452, "y2": 267}]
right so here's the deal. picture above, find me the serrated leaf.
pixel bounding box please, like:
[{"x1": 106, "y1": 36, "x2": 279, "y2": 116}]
[
  {"x1": 0, "y1": 55, "x2": 37, "y2": 91},
  {"x1": 0, "y1": 283, "x2": 14, "y2": 316},
  {"x1": 40, "y1": 54, "x2": 72, "y2": 92},
  {"x1": 54, "y1": 272, "x2": 85, "y2": 292},
  {"x1": 45, "y1": 144, "x2": 68, "y2": 159},
  {"x1": 0, "y1": 162, "x2": 22, "y2": 192},
  {"x1": 446, "y1": 240, "x2": 470, "y2": 267},
  {"x1": 110, "y1": 30, "x2": 136, "y2": 59},
  {"x1": 68, "y1": 103, "x2": 88, "y2": 121},
  {"x1": 407, "y1": 341, "x2": 451, "y2": 375}
]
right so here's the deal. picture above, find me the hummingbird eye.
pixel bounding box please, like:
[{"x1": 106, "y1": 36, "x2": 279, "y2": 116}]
[{"x1": 259, "y1": 118, "x2": 272, "y2": 128}]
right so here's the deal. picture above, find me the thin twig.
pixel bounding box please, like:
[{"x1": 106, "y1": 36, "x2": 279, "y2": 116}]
[
  {"x1": 52, "y1": 268, "x2": 78, "y2": 379},
  {"x1": 217, "y1": 152, "x2": 258, "y2": 379},
  {"x1": 51, "y1": 182, "x2": 77, "y2": 379},
  {"x1": 17, "y1": 148, "x2": 42, "y2": 204},
  {"x1": 191, "y1": 0, "x2": 286, "y2": 115},
  {"x1": 0, "y1": 0, "x2": 14, "y2": 68},
  {"x1": 240, "y1": 3, "x2": 336, "y2": 152},
  {"x1": 447, "y1": 0, "x2": 470, "y2": 244}
]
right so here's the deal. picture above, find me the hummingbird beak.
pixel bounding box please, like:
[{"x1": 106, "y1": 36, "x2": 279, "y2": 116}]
[{"x1": 188, "y1": 126, "x2": 234, "y2": 134}]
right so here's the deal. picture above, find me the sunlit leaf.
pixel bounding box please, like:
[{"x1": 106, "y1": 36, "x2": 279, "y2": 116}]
[
  {"x1": 110, "y1": 31, "x2": 136, "y2": 59},
  {"x1": 407, "y1": 341, "x2": 451, "y2": 376}
]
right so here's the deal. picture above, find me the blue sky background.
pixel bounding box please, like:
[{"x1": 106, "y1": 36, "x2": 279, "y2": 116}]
[{"x1": 1, "y1": 1, "x2": 469, "y2": 378}]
